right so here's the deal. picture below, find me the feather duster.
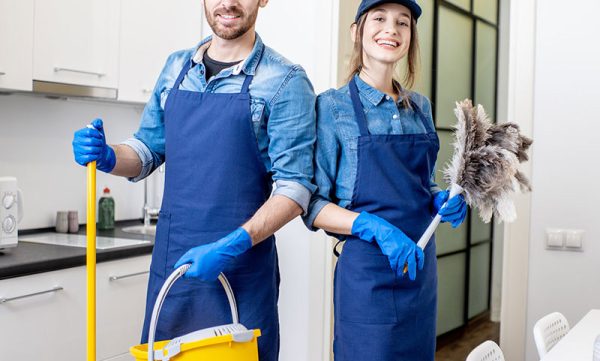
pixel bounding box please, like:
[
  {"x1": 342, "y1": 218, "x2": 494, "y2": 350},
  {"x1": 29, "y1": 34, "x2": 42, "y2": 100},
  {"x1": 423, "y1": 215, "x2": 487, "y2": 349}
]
[{"x1": 416, "y1": 99, "x2": 532, "y2": 249}]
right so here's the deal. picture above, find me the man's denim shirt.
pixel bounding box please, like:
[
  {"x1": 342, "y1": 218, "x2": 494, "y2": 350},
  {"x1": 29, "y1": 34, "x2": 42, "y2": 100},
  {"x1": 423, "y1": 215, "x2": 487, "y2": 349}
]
[
  {"x1": 303, "y1": 75, "x2": 441, "y2": 229},
  {"x1": 122, "y1": 34, "x2": 317, "y2": 212}
]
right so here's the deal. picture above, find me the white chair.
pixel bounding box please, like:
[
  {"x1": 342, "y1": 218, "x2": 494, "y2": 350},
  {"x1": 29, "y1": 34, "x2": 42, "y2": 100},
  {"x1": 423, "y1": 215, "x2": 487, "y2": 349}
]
[
  {"x1": 533, "y1": 311, "x2": 570, "y2": 358},
  {"x1": 466, "y1": 340, "x2": 505, "y2": 361}
]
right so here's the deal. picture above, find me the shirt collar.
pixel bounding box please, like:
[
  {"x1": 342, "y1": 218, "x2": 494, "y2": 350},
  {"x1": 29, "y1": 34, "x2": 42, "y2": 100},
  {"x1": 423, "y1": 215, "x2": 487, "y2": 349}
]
[
  {"x1": 191, "y1": 33, "x2": 265, "y2": 76},
  {"x1": 353, "y1": 74, "x2": 386, "y2": 106},
  {"x1": 353, "y1": 74, "x2": 407, "y2": 107}
]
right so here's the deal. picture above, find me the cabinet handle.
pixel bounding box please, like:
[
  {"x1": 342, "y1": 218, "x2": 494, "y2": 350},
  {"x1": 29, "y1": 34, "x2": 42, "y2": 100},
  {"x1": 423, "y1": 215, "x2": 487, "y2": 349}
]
[
  {"x1": 0, "y1": 71, "x2": 6, "y2": 76},
  {"x1": 142, "y1": 88, "x2": 153, "y2": 93},
  {"x1": 0, "y1": 286, "x2": 63, "y2": 304},
  {"x1": 109, "y1": 270, "x2": 149, "y2": 282},
  {"x1": 54, "y1": 67, "x2": 106, "y2": 77}
]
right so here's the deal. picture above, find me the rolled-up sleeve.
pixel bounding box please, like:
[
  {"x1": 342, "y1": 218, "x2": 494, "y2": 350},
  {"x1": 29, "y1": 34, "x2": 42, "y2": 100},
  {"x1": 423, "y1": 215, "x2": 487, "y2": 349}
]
[
  {"x1": 267, "y1": 66, "x2": 317, "y2": 212},
  {"x1": 302, "y1": 92, "x2": 340, "y2": 230}
]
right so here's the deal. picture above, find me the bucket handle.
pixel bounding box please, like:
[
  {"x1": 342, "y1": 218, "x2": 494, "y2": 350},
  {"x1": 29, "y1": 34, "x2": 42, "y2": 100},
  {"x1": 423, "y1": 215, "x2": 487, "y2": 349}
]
[{"x1": 147, "y1": 265, "x2": 239, "y2": 361}]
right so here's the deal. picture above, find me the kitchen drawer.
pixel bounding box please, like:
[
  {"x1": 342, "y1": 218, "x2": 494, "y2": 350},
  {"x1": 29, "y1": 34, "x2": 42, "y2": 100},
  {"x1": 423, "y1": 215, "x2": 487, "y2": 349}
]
[
  {"x1": 0, "y1": 255, "x2": 151, "y2": 360},
  {"x1": 101, "y1": 352, "x2": 133, "y2": 361},
  {"x1": 96, "y1": 255, "x2": 151, "y2": 360},
  {"x1": 0, "y1": 266, "x2": 86, "y2": 361}
]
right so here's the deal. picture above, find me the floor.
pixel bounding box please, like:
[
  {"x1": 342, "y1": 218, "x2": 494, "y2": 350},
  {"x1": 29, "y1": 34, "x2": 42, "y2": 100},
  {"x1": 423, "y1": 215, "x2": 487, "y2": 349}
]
[{"x1": 435, "y1": 317, "x2": 501, "y2": 361}]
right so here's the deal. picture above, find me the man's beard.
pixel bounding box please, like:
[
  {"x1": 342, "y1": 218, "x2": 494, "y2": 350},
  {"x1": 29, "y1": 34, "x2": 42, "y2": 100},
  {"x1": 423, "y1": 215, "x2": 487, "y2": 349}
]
[{"x1": 205, "y1": 3, "x2": 259, "y2": 40}]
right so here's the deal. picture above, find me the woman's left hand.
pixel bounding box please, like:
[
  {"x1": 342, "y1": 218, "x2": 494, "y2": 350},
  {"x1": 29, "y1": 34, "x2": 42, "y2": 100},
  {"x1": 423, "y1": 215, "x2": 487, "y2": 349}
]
[{"x1": 433, "y1": 190, "x2": 467, "y2": 228}]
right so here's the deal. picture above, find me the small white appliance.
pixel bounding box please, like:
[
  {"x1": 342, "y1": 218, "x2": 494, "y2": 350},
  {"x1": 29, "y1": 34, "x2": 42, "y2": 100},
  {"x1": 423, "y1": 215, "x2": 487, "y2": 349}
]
[{"x1": 0, "y1": 177, "x2": 23, "y2": 249}]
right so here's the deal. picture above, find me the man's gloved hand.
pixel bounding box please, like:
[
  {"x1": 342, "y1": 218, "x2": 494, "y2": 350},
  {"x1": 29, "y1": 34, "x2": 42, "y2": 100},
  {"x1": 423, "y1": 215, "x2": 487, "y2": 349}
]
[
  {"x1": 174, "y1": 227, "x2": 253, "y2": 281},
  {"x1": 351, "y1": 212, "x2": 424, "y2": 281},
  {"x1": 433, "y1": 190, "x2": 467, "y2": 228},
  {"x1": 72, "y1": 118, "x2": 116, "y2": 173}
]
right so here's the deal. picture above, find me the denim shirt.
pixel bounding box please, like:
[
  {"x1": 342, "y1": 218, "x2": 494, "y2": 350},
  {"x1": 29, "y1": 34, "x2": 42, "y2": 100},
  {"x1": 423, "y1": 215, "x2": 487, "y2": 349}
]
[
  {"x1": 122, "y1": 34, "x2": 317, "y2": 212},
  {"x1": 303, "y1": 75, "x2": 441, "y2": 229}
]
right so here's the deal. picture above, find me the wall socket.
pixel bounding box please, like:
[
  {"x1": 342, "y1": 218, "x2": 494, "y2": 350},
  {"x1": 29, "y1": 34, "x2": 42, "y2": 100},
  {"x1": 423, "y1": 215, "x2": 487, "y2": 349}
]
[{"x1": 545, "y1": 229, "x2": 585, "y2": 251}]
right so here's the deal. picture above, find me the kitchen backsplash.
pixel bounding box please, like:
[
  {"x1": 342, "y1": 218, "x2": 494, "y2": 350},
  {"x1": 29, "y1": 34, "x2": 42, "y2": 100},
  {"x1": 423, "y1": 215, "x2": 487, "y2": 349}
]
[{"x1": 0, "y1": 92, "x2": 151, "y2": 230}]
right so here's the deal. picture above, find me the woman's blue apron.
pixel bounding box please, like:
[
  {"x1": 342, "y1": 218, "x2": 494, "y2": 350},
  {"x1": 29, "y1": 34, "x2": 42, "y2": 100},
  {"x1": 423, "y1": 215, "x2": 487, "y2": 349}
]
[{"x1": 333, "y1": 78, "x2": 439, "y2": 361}]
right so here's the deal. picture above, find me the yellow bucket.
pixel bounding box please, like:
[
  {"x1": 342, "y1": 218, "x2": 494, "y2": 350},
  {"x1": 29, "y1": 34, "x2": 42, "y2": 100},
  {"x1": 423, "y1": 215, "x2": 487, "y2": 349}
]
[{"x1": 130, "y1": 265, "x2": 261, "y2": 361}]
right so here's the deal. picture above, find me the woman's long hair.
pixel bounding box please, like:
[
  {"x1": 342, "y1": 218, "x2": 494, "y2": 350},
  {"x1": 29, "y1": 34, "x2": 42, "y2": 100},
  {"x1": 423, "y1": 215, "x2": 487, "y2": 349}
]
[{"x1": 347, "y1": 12, "x2": 420, "y2": 108}]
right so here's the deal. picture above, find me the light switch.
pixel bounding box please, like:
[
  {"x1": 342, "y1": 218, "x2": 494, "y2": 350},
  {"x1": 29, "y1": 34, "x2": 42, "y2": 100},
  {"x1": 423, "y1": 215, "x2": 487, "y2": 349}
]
[
  {"x1": 565, "y1": 230, "x2": 584, "y2": 250},
  {"x1": 546, "y1": 229, "x2": 564, "y2": 248}
]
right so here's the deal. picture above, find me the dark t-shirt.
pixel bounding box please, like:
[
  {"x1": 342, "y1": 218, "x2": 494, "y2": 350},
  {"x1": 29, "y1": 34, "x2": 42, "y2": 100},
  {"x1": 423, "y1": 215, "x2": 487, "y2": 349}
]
[{"x1": 202, "y1": 51, "x2": 242, "y2": 80}]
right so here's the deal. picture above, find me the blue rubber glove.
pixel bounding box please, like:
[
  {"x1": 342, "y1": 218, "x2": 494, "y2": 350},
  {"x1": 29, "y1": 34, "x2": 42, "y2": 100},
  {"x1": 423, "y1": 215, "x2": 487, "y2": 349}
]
[
  {"x1": 72, "y1": 118, "x2": 116, "y2": 173},
  {"x1": 433, "y1": 190, "x2": 467, "y2": 228},
  {"x1": 351, "y1": 212, "x2": 424, "y2": 281},
  {"x1": 174, "y1": 227, "x2": 253, "y2": 281}
]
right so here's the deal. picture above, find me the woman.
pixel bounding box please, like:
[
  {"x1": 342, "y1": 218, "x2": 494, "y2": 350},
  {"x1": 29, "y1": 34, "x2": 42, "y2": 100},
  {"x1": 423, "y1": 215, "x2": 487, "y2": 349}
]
[{"x1": 304, "y1": 1, "x2": 467, "y2": 360}]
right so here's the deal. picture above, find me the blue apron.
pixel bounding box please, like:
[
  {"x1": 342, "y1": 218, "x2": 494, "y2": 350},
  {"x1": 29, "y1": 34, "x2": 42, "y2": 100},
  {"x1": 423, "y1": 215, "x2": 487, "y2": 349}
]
[
  {"x1": 333, "y1": 78, "x2": 439, "y2": 361},
  {"x1": 141, "y1": 53, "x2": 280, "y2": 361}
]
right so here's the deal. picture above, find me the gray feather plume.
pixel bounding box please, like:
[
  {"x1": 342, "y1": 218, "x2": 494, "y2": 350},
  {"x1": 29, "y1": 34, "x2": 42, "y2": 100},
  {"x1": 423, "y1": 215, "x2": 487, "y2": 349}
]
[{"x1": 443, "y1": 99, "x2": 532, "y2": 223}]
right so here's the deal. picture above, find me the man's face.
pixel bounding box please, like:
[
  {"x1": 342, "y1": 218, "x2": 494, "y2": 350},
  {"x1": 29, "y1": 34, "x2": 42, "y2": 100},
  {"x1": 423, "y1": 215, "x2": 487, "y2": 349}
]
[{"x1": 204, "y1": 0, "x2": 265, "y2": 40}]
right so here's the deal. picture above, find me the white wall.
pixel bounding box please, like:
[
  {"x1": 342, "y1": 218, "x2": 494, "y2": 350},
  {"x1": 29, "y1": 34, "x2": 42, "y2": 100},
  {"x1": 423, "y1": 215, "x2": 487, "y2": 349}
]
[
  {"x1": 498, "y1": 0, "x2": 536, "y2": 359},
  {"x1": 523, "y1": 0, "x2": 600, "y2": 360},
  {"x1": 0, "y1": 93, "x2": 145, "y2": 229}
]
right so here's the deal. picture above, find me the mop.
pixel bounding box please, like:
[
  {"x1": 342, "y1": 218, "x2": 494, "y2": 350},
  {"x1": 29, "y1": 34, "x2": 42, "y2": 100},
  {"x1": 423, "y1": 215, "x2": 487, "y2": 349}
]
[
  {"x1": 86, "y1": 154, "x2": 97, "y2": 361},
  {"x1": 416, "y1": 99, "x2": 533, "y2": 250}
]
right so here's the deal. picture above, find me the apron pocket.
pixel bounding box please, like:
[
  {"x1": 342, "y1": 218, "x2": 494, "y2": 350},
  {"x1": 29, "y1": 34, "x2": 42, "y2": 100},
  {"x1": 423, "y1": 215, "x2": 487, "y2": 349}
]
[
  {"x1": 150, "y1": 210, "x2": 171, "y2": 278},
  {"x1": 337, "y1": 240, "x2": 398, "y2": 324}
]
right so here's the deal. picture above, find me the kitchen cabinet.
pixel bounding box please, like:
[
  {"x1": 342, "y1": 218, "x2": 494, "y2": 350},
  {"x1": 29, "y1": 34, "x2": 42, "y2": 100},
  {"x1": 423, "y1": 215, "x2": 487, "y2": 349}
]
[
  {"x1": 0, "y1": 0, "x2": 34, "y2": 91},
  {"x1": 96, "y1": 255, "x2": 150, "y2": 360},
  {"x1": 118, "y1": 0, "x2": 203, "y2": 103},
  {"x1": 33, "y1": 0, "x2": 121, "y2": 89},
  {"x1": 0, "y1": 255, "x2": 150, "y2": 360}
]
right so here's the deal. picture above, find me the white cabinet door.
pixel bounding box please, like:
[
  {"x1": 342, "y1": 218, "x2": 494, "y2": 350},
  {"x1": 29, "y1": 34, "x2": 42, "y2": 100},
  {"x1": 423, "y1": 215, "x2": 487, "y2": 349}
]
[
  {"x1": 33, "y1": 0, "x2": 120, "y2": 88},
  {"x1": 118, "y1": 0, "x2": 203, "y2": 103},
  {"x1": 0, "y1": 0, "x2": 34, "y2": 91},
  {"x1": 96, "y1": 255, "x2": 151, "y2": 360},
  {"x1": 0, "y1": 255, "x2": 151, "y2": 361},
  {"x1": 0, "y1": 266, "x2": 86, "y2": 361}
]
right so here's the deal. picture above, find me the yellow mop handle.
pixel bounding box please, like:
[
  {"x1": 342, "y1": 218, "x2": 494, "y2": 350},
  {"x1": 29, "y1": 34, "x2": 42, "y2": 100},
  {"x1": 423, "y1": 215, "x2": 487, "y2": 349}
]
[{"x1": 87, "y1": 161, "x2": 96, "y2": 361}]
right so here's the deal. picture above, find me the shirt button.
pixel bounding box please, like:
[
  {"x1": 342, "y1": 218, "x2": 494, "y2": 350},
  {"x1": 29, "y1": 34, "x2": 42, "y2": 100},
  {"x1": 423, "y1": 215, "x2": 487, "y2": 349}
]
[
  {"x1": 385, "y1": 95, "x2": 391, "y2": 101},
  {"x1": 393, "y1": 114, "x2": 399, "y2": 119}
]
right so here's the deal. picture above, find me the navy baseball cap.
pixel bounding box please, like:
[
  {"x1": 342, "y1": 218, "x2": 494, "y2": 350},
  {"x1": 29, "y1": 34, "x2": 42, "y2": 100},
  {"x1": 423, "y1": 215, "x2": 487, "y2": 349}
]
[{"x1": 355, "y1": 0, "x2": 422, "y2": 22}]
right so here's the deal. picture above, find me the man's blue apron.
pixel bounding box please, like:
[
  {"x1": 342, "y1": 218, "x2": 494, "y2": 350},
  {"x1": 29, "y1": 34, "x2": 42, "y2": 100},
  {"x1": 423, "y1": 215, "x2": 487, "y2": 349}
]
[
  {"x1": 141, "y1": 52, "x2": 280, "y2": 361},
  {"x1": 333, "y1": 78, "x2": 439, "y2": 361}
]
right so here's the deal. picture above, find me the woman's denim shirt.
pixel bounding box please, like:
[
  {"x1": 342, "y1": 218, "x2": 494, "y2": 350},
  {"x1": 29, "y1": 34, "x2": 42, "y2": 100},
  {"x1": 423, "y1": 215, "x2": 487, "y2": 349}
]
[
  {"x1": 122, "y1": 34, "x2": 317, "y2": 212},
  {"x1": 304, "y1": 75, "x2": 441, "y2": 229}
]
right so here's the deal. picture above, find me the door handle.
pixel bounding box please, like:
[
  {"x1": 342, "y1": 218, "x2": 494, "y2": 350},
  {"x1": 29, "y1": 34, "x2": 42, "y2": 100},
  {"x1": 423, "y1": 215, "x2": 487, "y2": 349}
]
[
  {"x1": 0, "y1": 286, "x2": 63, "y2": 304},
  {"x1": 54, "y1": 67, "x2": 105, "y2": 77},
  {"x1": 109, "y1": 270, "x2": 150, "y2": 282}
]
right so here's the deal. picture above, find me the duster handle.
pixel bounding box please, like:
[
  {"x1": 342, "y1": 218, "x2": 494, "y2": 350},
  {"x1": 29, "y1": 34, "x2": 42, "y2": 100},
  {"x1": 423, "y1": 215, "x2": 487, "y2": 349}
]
[
  {"x1": 403, "y1": 183, "x2": 464, "y2": 275},
  {"x1": 417, "y1": 183, "x2": 464, "y2": 249}
]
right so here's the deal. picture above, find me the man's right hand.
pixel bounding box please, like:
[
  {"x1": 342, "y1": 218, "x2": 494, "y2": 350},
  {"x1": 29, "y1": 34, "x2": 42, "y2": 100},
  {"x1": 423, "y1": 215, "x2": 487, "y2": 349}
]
[
  {"x1": 72, "y1": 118, "x2": 116, "y2": 173},
  {"x1": 351, "y1": 211, "x2": 424, "y2": 281}
]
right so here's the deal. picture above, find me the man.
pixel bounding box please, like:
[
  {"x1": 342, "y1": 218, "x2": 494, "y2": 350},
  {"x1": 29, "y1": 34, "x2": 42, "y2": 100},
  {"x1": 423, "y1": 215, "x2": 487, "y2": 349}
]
[{"x1": 71, "y1": 1, "x2": 316, "y2": 359}]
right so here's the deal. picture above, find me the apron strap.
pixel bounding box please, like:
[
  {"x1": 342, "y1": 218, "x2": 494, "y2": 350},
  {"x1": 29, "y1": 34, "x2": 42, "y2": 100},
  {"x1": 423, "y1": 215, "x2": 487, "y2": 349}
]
[
  {"x1": 240, "y1": 75, "x2": 254, "y2": 94},
  {"x1": 333, "y1": 239, "x2": 344, "y2": 258},
  {"x1": 172, "y1": 60, "x2": 194, "y2": 92},
  {"x1": 407, "y1": 98, "x2": 436, "y2": 134},
  {"x1": 349, "y1": 77, "x2": 370, "y2": 136}
]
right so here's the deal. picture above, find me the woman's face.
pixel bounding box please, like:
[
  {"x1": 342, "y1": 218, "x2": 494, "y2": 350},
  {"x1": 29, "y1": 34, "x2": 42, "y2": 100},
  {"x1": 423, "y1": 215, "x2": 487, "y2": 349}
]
[{"x1": 355, "y1": 3, "x2": 412, "y2": 66}]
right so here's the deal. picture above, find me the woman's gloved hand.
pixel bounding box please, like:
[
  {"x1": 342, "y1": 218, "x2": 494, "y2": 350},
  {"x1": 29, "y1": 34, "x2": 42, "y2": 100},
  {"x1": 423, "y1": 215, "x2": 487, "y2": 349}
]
[
  {"x1": 351, "y1": 212, "x2": 424, "y2": 281},
  {"x1": 174, "y1": 227, "x2": 253, "y2": 281},
  {"x1": 72, "y1": 118, "x2": 116, "y2": 173},
  {"x1": 433, "y1": 190, "x2": 467, "y2": 228}
]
